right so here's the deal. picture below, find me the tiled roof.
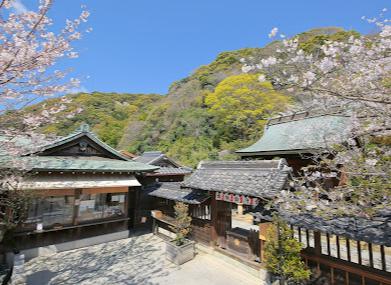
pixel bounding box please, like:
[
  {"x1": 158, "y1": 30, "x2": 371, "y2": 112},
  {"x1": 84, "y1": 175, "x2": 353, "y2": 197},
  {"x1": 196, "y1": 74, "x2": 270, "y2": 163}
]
[
  {"x1": 146, "y1": 182, "x2": 210, "y2": 204},
  {"x1": 150, "y1": 167, "x2": 192, "y2": 175},
  {"x1": 133, "y1": 151, "x2": 165, "y2": 164},
  {"x1": 252, "y1": 208, "x2": 391, "y2": 246},
  {"x1": 0, "y1": 124, "x2": 158, "y2": 173},
  {"x1": 183, "y1": 160, "x2": 291, "y2": 199},
  {"x1": 237, "y1": 112, "x2": 352, "y2": 155},
  {"x1": 134, "y1": 151, "x2": 192, "y2": 175},
  {"x1": 0, "y1": 155, "x2": 158, "y2": 173}
]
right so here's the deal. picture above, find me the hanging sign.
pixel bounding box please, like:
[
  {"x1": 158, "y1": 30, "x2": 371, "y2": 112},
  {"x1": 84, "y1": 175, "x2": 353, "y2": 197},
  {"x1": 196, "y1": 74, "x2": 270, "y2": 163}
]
[{"x1": 215, "y1": 192, "x2": 259, "y2": 206}]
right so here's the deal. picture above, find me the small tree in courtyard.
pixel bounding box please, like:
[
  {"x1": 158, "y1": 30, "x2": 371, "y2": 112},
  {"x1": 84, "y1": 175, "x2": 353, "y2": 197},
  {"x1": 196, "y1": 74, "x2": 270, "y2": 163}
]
[
  {"x1": 170, "y1": 202, "x2": 192, "y2": 246},
  {"x1": 264, "y1": 215, "x2": 310, "y2": 284}
]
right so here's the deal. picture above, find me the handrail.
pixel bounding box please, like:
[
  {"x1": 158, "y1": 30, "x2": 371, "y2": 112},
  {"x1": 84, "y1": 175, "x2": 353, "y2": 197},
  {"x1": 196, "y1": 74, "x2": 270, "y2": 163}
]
[{"x1": 301, "y1": 251, "x2": 391, "y2": 284}]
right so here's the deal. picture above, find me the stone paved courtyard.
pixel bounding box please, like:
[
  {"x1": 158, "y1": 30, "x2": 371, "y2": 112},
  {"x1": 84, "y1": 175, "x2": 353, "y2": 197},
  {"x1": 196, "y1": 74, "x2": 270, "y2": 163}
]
[{"x1": 24, "y1": 234, "x2": 260, "y2": 285}]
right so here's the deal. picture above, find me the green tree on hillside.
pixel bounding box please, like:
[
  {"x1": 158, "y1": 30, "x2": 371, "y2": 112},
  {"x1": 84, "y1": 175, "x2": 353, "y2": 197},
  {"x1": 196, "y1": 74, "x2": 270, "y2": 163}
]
[
  {"x1": 159, "y1": 136, "x2": 218, "y2": 167},
  {"x1": 205, "y1": 74, "x2": 290, "y2": 141}
]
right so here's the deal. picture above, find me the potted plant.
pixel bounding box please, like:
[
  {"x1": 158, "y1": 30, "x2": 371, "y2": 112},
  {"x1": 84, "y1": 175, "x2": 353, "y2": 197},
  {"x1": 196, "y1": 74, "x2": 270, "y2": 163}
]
[{"x1": 165, "y1": 202, "x2": 195, "y2": 265}]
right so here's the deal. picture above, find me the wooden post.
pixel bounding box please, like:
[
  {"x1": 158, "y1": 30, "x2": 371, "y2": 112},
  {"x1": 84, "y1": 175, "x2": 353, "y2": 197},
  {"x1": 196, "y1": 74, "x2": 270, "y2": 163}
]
[
  {"x1": 346, "y1": 238, "x2": 351, "y2": 262},
  {"x1": 298, "y1": 227, "x2": 302, "y2": 243},
  {"x1": 314, "y1": 231, "x2": 322, "y2": 255},
  {"x1": 306, "y1": 230, "x2": 310, "y2": 247},
  {"x1": 152, "y1": 218, "x2": 157, "y2": 234},
  {"x1": 357, "y1": 241, "x2": 362, "y2": 265},
  {"x1": 380, "y1": 245, "x2": 386, "y2": 271},
  {"x1": 237, "y1": 203, "x2": 244, "y2": 215},
  {"x1": 73, "y1": 189, "x2": 81, "y2": 225},
  {"x1": 345, "y1": 271, "x2": 350, "y2": 285},
  {"x1": 327, "y1": 233, "x2": 331, "y2": 256},
  {"x1": 210, "y1": 192, "x2": 218, "y2": 247},
  {"x1": 368, "y1": 243, "x2": 374, "y2": 268},
  {"x1": 331, "y1": 267, "x2": 335, "y2": 285},
  {"x1": 336, "y1": 236, "x2": 341, "y2": 259},
  {"x1": 260, "y1": 240, "x2": 265, "y2": 262}
]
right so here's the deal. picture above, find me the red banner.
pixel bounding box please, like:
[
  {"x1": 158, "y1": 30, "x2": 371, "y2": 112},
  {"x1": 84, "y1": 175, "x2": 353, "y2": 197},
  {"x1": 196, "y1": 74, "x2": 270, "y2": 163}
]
[{"x1": 215, "y1": 192, "x2": 259, "y2": 206}]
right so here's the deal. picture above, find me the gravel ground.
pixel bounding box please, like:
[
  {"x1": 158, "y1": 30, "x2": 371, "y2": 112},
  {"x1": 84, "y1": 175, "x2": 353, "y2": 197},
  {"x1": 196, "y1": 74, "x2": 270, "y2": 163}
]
[{"x1": 24, "y1": 233, "x2": 260, "y2": 285}]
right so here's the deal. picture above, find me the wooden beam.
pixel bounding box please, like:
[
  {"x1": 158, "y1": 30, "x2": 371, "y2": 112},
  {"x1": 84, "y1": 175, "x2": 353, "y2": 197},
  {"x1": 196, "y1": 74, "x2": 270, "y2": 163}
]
[
  {"x1": 357, "y1": 241, "x2": 362, "y2": 265},
  {"x1": 82, "y1": 186, "x2": 128, "y2": 194},
  {"x1": 346, "y1": 238, "x2": 351, "y2": 262},
  {"x1": 306, "y1": 230, "x2": 310, "y2": 247},
  {"x1": 31, "y1": 189, "x2": 76, "y2": 196}
]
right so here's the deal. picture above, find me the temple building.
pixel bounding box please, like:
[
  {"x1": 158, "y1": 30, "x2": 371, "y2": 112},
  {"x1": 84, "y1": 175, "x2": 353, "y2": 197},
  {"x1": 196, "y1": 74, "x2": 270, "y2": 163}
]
[
  {"x1": 236, "y1": 111, "x2": 352, "y2": 172},
  {"x1": 148, "y1": 159, "x2": 291, "y2": 262},
  {"x1": 238, "y1": 111, "x2": 391, "y2": 285},
  {"x1": 0, "y1": 125, "x2": 158, "y2": 258}
]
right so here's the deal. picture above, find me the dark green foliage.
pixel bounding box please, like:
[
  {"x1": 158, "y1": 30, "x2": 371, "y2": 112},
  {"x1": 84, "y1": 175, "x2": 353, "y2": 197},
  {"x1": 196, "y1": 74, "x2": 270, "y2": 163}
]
[
  {"x1": 17, "y1": 92, "x2": 161, "y2": 148},
  {"x1": 264, "y1": 216, "x2": 311, "y2": 284},
  {"x1": 193, "y1": 49, "x2": 256, "y2": 88},
  {"x1": 298, "y1": 29, "x2": 360, "y2": 53}
]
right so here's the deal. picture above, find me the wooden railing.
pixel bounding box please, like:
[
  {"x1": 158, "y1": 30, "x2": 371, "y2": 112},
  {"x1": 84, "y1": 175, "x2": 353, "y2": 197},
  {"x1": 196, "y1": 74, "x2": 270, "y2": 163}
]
[{"x1": 302, "y1": 250, "x2": 391, "y2": 285}]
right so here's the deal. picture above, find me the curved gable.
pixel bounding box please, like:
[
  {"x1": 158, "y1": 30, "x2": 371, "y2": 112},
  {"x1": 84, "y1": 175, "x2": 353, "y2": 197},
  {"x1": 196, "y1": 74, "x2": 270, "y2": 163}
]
[{"x1": 35, "y1": 125, "x2": 130, "y2": 161}]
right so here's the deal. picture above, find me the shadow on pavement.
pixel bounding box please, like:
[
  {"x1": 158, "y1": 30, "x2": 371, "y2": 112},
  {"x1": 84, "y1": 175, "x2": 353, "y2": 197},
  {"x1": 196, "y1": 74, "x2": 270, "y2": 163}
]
[{"x1": 25, "y1": 234, "x2": 173, "y2": 285}]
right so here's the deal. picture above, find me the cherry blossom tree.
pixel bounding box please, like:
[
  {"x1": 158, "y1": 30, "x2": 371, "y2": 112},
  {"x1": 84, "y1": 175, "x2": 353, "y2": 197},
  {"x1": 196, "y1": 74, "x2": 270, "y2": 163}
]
[
  {"x1": 0, "y1": 0, "x2": 89, "y2": 242},
  {"x1": 242, "y1": 12, "x2": 390, "y2": 218}
]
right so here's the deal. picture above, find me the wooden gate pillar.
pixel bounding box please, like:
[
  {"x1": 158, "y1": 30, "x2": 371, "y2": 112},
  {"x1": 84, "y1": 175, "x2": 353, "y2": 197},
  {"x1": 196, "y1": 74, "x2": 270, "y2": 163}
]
[{"x1": 210, "y1": 192, "x2": 218, "y2": 246}]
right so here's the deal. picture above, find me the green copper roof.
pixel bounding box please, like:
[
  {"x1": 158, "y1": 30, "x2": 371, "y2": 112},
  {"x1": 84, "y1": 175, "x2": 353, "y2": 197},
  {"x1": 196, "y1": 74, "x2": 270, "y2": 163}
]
[
  {"x1": 0, "y1": 155, "x2": 159, "y2": 172},
  {"x1": 237, "y1": 114, "x2": 351, "y2": 155},
  {"x1": 0, "y1": 124, "x2": 159, "y2": 172}
]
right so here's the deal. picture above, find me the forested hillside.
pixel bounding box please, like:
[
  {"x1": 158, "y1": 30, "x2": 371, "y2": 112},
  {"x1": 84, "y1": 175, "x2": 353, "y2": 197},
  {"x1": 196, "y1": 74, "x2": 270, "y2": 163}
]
[{"x1": 6, "y1": 27, "x2": 359, "y2": 167}]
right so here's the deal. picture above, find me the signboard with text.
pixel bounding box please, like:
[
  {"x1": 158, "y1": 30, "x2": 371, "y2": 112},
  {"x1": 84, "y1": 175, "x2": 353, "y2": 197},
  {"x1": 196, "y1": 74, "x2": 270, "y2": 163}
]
[{"x1": 215, "y1": 192, "x2": 259, "y2": 206}]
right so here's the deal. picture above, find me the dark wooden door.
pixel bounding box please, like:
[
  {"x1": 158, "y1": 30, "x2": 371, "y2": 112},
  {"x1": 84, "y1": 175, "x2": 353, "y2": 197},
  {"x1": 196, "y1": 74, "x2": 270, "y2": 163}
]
[
  {"x1": 248, "y1": 228, "x2": 260, "y2": 260},
  {"x1": 216, "y1": 201, "x2": 232, "y2": 248},
  {"x1": 127, "y1": 187, "x2": 136, "y2": 228}
]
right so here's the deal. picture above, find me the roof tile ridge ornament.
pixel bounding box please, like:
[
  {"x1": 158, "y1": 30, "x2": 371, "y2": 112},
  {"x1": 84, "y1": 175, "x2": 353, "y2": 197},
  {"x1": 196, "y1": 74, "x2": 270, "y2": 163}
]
[
  {"x1": 266, "y1": 106, "x2": 347, "y2": 127},
  {"x1": 197, "y1": 160, "x2": 205, "y2": 169},
  {"x1": 277, "y1": 158, "x2": 288, "y2": 170},
  {"x1": 79, "y1": 123, "x2": 90, "y2": 133}
]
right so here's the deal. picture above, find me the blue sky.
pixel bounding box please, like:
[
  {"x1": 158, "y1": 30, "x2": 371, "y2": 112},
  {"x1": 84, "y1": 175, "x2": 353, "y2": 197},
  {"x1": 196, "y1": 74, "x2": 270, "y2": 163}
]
[{"x1": 20, "y1": 0, "x2": 390, "y2": 95}]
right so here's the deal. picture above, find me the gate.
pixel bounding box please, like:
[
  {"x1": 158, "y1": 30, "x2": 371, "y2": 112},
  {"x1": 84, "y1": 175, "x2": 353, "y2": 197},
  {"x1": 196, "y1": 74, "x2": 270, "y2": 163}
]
[{"x1": 215, "y1": 200, "x2": 232, "y2": 248}]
